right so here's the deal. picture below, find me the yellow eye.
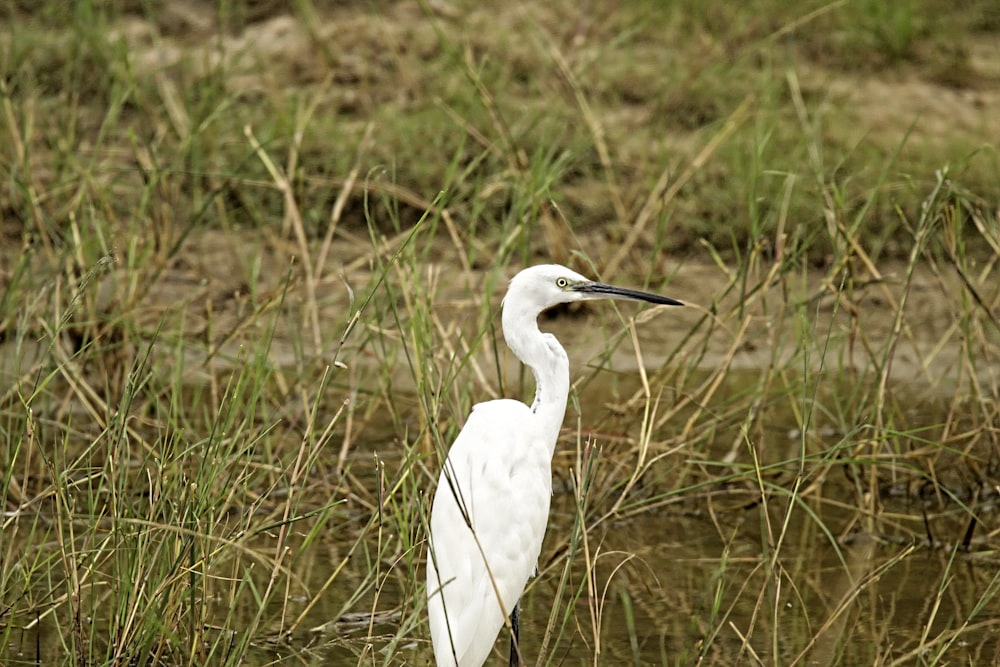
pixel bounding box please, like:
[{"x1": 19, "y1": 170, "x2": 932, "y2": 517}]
[{"x1": 556, "y1": 277, "x2": 569, "y2": 288}]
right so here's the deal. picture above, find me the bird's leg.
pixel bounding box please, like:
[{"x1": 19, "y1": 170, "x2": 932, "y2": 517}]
[{"x1": 508, "y1": 601, "x2": 521, "y2": 667}]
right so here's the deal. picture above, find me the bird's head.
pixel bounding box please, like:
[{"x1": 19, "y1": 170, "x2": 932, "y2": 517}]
[{"x1": 503, "y1": 264, "x2": 682, "y2": 317}]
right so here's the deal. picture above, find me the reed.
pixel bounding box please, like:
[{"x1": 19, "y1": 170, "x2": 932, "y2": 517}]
[{"x1": 1, "y1": 1, "x2": 998, "y2": 665}]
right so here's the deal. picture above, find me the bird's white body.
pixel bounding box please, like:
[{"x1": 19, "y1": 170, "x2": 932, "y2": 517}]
[
  {"x1": 426, "y1": 399, "x2": 554, "y2": 667},
  {"x1": 426, "y1": 265, "x2": 680, "y2": 667}
]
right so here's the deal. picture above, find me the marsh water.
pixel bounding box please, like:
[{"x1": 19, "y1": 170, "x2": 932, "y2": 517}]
[
  {"x1": 316, "y1": 460, "x2": 1000, "y2": 666},
  {"x1": 6, "y1": 385, "x2": 999, "y2": 666},
  {"x1": 3, "y1": 255, "x2": 999, "y2": 666}
]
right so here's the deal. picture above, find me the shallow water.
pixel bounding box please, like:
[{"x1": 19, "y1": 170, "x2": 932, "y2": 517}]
[
  {"x1": 5, "y1": 407, "x2": 999, "y2": 666},
  {"x1": 3, "y1": 256, "x2": 998, "y2": 665}
]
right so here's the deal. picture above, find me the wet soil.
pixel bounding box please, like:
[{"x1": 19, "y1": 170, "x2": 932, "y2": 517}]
[{"x1": 2, "y1": 3, "x2": 999, "y2": 664}]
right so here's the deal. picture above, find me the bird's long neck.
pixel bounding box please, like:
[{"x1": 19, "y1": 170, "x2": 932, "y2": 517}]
[{"x1": 502, "y1": 307, "x2": 570, "y2": 457}]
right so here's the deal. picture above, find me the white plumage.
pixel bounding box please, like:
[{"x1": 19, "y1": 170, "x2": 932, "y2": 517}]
[{"x1": 426, "y1": 265, "x2": 681, "y2": 666}]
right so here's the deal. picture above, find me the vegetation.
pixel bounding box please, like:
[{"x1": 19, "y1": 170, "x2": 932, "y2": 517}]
[{"x1": 1, "y1": 0, "x2": 998, "y2": 665}]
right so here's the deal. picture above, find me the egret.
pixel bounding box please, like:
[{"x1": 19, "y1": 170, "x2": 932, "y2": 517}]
[{"x1": 426, "y1": 264, "x2": 682, "y2": 667}]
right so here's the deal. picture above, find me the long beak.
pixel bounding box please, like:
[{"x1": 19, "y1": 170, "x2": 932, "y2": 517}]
[{"x1": 573, "y1": 281, "x2": 684, "y2": 307}]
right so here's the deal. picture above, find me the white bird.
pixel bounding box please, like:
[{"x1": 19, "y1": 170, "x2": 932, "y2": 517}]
[{"x1": 426, "y1": 264, "x2": 682, "y2": 667}]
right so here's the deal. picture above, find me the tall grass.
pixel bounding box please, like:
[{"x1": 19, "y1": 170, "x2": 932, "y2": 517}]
[{"x1": 2, "y1": 1, "x2": 999, "y2": 666}]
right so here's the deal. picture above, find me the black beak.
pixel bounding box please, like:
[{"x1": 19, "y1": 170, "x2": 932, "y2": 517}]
[{"x1": 574, "y1": 281, "x2": 684, "y2": 307}]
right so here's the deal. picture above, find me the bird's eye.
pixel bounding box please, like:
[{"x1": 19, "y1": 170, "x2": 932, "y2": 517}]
[{"x1": 556, "y1": 278, "x2": 569, "y2": 288}]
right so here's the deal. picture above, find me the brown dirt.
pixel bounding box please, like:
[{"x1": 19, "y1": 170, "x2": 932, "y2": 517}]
[
  {"x1": 3, "y1": 2, "x2": 998, "y2": 396},
  {"x1": 4, "y1": 226, "x2": 995, "y2": 404}
]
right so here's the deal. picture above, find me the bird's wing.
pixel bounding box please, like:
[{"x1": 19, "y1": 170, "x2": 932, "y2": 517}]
[{"x1": 427, "y1": 399, "x2": 553, "y2": 667}]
